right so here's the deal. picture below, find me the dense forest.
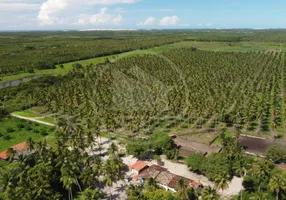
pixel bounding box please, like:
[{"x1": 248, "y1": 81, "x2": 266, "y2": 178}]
[
  {"x1": 2, "y1": 30, "x2": 286, "y2": 76},
  {"x1": 32, "y1": 49, "x2": 285, "y2": 137},
  {"x1": 0, "y1": 31, "x2": 185, "y2": 75}
]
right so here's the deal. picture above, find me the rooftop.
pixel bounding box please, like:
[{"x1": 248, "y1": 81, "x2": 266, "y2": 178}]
[
  {"x1": 0, "y1": 142, "x2": 28, "y2": 160},
  {"x1": 277, "y1": 164, "x2": 286, "y2": 171},
  {"x1": 168, "y1": 175, "x2": 192, "y2": 189},
  {"x1": 130, "y1": 161, "x2": 148, "y2": 171}
]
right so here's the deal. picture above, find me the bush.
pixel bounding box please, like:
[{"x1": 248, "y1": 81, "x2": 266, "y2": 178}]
[
  {"x1": 6, "y1": 128, "x2": 15, "y2": 133},
  {"x1": 17, "y1": 123, "x2": 25, "y2": 129},
  {"x1": 40, "y1": 130, "x2": 48, "y2": 136},
  {"x1": 33, "y1": 129, "x2": 40, "y2": 133},
  {"x1": 266, "y1": 146, "x2": 286, "y2": 163},
  {"x1": 3, "y1": 134, "x2": 12, "y2": 141},
  {"x1": 185, "y1": 153, "x2": 207, "y2": 173},
  {"x1": 204, "y1": 153, "x2": 231, "y2": 180},
  {"x1": 25, "y1": 126, "x2": 32, "y2": 131},
  {"x1": 0, "y1": 109, "x2": 9, "y2": 119}
]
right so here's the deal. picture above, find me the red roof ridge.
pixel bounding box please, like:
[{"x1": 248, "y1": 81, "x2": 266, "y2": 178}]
[
  {"x1": 0, "y1": 142, "x2": 28, "y2": 160},
  {"x1": 130, "y1": 160, "x2": 148, "y2": 171}
]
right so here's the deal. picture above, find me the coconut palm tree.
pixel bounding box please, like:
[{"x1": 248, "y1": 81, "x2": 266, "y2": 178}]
[
  {"x1": 175, "y1": 178, "x2": 189, "y2": 200},
  {"x1": 215, "y1": 174, "x2": 229, "y2": 195},
  {"x1": 60, "y1": 173, "x2": 76, "y2": 200},
  {"x1": 249, "y1": 191, "x2": 268, "y2": 200},
  {"x1": 145, "y1": 177, "x2": 158, "y2": 191},
  {"x1": 27, "y1": 137, "x2": 35, "y2": 152},
  {"x1": 108, "y1": 142, "x2": 118, "y2": 156},
  {"x1": 7, "y1": 148, "x2": 16, "y2": 162},
  {"x1": 268, "y1": 175, "x2": 286, "y2": 200},
  {"x1": 77, "y1": 188, "x2": 103, "y2": 200},
  {"x1": 201, "y1": 186, "x2": 220, "y2": 200}
]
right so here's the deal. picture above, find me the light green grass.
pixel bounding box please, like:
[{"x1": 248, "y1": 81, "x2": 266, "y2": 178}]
[
  {"x1": 40, "y1": 117, "x2": 57, "y2": 124},
  {"x1": 13, "y1": 110, "x2": 40, "y2": 118},
  {"x1": 0, "y1": 117, "x2": 55, "y2": 151},
  {"x1": 12, "y1": 108, "x2": 57, "y2": 125}
]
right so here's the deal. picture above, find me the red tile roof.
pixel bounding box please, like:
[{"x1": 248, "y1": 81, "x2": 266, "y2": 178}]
[
  {"x1": 130, "y1": 161, "x2": 148, "y2": 171},
  {"x1": 191, "y1": 181, "x2": 201, "y2": 188},
  {"x1": 12, "y1": 142, "x2": 28, "y2": 152},
  {"x1": 175, "y1": 143, "x2": 181, "y2": 148},
  {"x1": 0, "y1": 142, "x2": 28, "y2": 160},
  {"x1": 278, "y1": 164, "x2": 286, "y2": 171},
  {"x1": 0, "y1": 150, "x2": 8, "y2": 160}
]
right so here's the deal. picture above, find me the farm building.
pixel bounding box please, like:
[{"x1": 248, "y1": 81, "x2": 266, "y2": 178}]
[
  {"x1": 133, "y1": 163, "x2": 202, "y2": 192},
  {"x1": 0, "y1": 142, "x2": 28, "y2": 160},
  {"x1": 129, "y1": 161, "x2": 148, "y2": 175}
]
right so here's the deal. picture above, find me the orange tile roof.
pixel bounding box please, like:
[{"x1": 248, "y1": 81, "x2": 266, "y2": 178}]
[
  {"x1": 0, "y1": 150, "x2": 8, "y2": 160},
  {"x1": 169, "y1": 133, "x2": 176, "y2": 137},
  {"x1": 12, "y1": 142, "x2": 28, "y2": 152},
  {"x1": 191, "y1": 181, "x2": 201, "y2": 188},
  {"x1": 0, "y1": 142, "x2": 28, "y2": 160},
  {"x1": 130, "y1": 161, "x2": 148, "y2": 171},
  {"x1": 278, "y1": 164, "x2": 286, "y2": 171},
  {"x1": 175, "y1": 143, "x2": 181, "y2": 148}
]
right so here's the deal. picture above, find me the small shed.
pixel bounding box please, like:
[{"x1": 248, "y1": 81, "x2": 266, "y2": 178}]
[
  {"x1": 130, "y1": 161, "x2": 148, "y2": 175},
  {"x1": 0, "y1": 142, "x2": 28, "y2": 160}
]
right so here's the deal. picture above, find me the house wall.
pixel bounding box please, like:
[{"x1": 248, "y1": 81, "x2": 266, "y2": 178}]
[{"x1": 158, "y1": 183, "x2": 176, "y2": 193}]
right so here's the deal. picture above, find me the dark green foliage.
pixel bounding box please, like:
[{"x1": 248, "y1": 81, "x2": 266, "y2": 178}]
[
  {"x1": 204, "y1": 153, "x2": 231, "y2": 180},
  {"x1": 0, "y1": 109, "x2": 9, "y2": 119},
  {"x1": 242, "y1": 175, "x2": 261, "y2": 192},
  {"x1": 17, "y1": 123, "x2": 25, "y2": 129},
  {"x1": 0, "y1": 31, "x2": 183, "y2": 75},
  {"x1": 6, "y1": 128, "x2": 15, "y2": 133},
  {"x1": 266, "y1": 146, "x2": 286, "y2": 163},
  {"x1": 185, "y1": 153, "x2": 206, "y2": 173},
  {"x1": 0, "y1": 76, "x2": 63, "y2": 112},
  {"x1": 3, "y1": 134, "x2": 12, "y2": 141}
]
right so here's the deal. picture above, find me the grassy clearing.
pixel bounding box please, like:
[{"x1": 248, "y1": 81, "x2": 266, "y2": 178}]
[
  {"x1": 0, "y1": 117, "x2": 55, "y2": 151},
  {"x1": 13, "y1": 110, "x2": 40, "y2": 118},
  {"x1": 12, "y1": 107, "x2": 57, "y2": 125}
]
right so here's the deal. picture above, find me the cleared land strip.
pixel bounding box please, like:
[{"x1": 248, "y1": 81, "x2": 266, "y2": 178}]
[{"x1": 11, "y1": 113, "x2": 57, "y2": 127}]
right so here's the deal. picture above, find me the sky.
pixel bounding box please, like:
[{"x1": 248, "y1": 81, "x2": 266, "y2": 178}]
[{"x1": 0, "y1": 0, "x2": 285, "y2": 30}]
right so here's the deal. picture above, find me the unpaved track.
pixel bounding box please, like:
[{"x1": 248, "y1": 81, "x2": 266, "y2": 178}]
[{"x1": 11, "y1": 113, "x2": 57, "y2": 127}]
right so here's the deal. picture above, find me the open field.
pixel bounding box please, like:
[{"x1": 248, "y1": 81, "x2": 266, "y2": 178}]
[
  {"x1": 12, "y1": 107, "x2": 57, "y2": 126},
  {"x1": 0, "y1": 117, "x2": 55, "y2": 151}
]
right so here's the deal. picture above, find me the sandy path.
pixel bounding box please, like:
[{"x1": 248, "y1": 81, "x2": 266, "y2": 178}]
[{"x1": 11, "y1": 113, "x2": 57, "y2": 127}]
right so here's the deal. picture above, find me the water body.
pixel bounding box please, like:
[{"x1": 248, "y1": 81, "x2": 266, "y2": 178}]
[{"x1": 0, "y1": 76, "x2": 42, "y2": 89}]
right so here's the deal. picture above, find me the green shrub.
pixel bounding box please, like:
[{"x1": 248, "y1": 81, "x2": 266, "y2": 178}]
[
  {"x1": 17, "y1": 123, "x2": 25, "y2": 129},
  {"x1": 6, "y1": 128, "x2": 15, "y2": 133},
  {"x1": 33, "y1": 129, "x2": 40, "y2": 133},
  {"x1": 3, "y1": 134, "x2": 12, "y2": 141}
]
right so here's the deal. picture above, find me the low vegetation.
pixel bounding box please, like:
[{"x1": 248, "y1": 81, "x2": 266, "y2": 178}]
[{"x1": 0, "y1": 117, "x2": 54, "y2": 151}]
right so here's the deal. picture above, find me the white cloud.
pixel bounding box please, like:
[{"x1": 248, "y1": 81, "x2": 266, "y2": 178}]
[
  {"x1": 37, "y1": 0, "x2": 138, "y2": 26},
  {"x1": 198, "y1": 22, "x2": 213, "y2": 27},
  {"x1": 0, "y1": 3, "x2": 40, "y2": 12},
  {"x1": 38, "y1": 0, "x2": 68, "y2": 25},
  {"x1": 137, "y1": 17, "x2": 155, "y2": 26},
  {"x1": 159, "y1": 16, "x2": 179, "y2": 26},
  {"x1": 77, "y1": 7, "x2": 123, "y2": 25}
]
